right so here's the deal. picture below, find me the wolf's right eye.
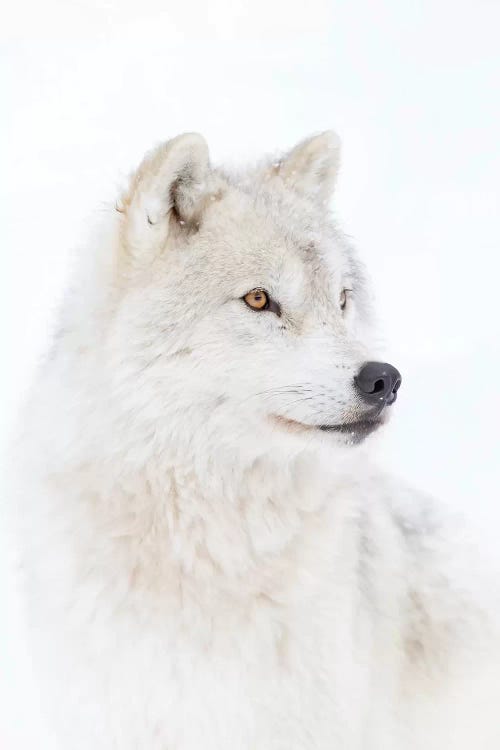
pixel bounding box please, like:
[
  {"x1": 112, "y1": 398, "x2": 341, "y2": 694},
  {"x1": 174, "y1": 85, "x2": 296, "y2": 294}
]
[
  {"x1": 244, "y1": 289, "x2": 268, "y2": 310},
  {"x1": 243, "y1": 289, "x2": 281, "y2": 316}
]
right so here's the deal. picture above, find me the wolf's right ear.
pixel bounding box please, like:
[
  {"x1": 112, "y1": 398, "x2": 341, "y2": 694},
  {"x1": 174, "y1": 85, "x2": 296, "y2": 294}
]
[{"x1": 117, "y1": 133, "x2": 209, "y2": 257}]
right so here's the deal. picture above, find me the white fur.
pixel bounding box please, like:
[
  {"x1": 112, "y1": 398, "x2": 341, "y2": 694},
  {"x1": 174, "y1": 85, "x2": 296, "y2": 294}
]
[{"x1": 10, "y1": 132, "x2": 500, "y2": 749}]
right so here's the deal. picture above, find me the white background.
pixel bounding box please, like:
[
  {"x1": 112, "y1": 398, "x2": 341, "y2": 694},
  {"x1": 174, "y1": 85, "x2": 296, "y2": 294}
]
[{"x1": 1, "y1": 1, "x2": 499, "y2": 746}]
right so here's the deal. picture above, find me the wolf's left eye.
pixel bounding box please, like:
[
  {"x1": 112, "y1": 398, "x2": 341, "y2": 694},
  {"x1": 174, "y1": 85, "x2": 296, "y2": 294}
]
[
  {"x1": 243, "y1": 288, "x2": 281, "y2": 316},
  {"x1": 340, "y1": 288, "x2": 350, "y2": 312}
]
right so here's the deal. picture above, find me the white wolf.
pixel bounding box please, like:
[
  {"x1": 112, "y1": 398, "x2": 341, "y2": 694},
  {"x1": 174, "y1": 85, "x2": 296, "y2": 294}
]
[{"x1": 10, "y1": 132, "x2": 500, "y2": 749}]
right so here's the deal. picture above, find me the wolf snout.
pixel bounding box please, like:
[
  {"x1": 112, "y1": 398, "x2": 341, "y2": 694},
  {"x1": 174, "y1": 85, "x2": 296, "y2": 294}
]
[{"x1": 354, "y1": 362, "x2": 402, "y2": 406}]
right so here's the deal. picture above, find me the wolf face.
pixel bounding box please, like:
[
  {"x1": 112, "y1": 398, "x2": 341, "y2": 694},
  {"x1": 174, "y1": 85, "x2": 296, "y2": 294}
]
[{"x1": 79, "y1": 132, "x2": 400, "y2": 465}]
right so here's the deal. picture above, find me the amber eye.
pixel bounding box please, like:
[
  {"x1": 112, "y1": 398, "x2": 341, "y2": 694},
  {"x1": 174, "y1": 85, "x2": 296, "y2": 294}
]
[
  {"x1": 244, "y1": 289, "x2": 269, "y2": 310},
  {"x1": 243, "y1": 288, "x2": 281, "y2": 316}
]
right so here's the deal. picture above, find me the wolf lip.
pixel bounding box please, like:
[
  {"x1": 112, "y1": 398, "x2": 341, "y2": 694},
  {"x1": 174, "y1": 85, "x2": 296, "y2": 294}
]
[
  {"x1": 319, "y1": 419, "x2": 383, "y2": 437},
  {"x1": 272, "y1": 414, "x2": 383, "y2": 440}
]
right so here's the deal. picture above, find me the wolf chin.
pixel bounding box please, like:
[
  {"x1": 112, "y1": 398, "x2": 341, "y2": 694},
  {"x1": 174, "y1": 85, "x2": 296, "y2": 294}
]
[{"x1": 11, "y1": 132, "x2": 500, "y2": 748}]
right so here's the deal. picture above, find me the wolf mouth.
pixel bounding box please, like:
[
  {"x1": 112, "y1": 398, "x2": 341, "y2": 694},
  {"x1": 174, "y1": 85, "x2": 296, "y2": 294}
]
[
  {"x1": 319, "y1": 419, "x2": 383, "y2": 437},
  {"x1": 272, "y1": 414, "x2": 384, "y2": 441}
]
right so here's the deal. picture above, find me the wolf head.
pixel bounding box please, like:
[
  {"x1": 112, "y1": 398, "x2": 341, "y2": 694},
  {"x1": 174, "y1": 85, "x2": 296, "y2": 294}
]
[{"x1": 67, "y1": 132, "x2": 401, "y2": 469}]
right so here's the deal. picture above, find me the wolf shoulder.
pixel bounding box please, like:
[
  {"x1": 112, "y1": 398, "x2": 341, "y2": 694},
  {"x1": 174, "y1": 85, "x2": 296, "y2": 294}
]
[
  {"x1": 356, "y1": 471, "x2": 500, "y2": 746},
  {"x1": 360, "y1": 471, "x2": 500, "y2": 647}
]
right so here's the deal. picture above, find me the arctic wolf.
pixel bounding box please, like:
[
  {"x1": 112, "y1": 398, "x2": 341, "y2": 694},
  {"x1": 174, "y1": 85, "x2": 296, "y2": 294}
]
[{"x1": 12, "y1": 132, "x2": 500, "y2": 749}]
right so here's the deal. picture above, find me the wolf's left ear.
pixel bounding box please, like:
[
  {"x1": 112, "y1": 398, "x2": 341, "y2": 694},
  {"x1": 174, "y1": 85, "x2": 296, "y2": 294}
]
[
  {"x1": 276, "y1": 131, "x2": 341, "y2": 204},
  {"x1": 119, "y1": 133, "x2": 209, "y2": 257}
]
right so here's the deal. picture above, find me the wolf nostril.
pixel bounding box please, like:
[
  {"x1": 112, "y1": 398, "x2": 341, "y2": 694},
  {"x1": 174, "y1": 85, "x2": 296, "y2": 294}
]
[
  {"x1": 392, "y1": 377, "x2": 402, "y2": 394},
  {"x1": 372, "y1": 379, "x2": 386, "y2": 395},
  {"x1": 355, "y1": 362, "x2": 402, "y2": 405}
]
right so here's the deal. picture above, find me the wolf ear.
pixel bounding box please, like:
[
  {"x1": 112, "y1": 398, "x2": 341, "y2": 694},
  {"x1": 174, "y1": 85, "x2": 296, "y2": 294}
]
[
  {"x1": 275, "y1": 131, "x2": 341, "y2": 204},
  {"x1": 118, "y1": 133, "x2": 209, "y2": 256}
]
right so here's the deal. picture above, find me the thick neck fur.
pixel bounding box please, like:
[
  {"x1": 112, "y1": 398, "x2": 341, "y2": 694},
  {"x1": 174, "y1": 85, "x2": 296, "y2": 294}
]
[
  {"x1": 17, "y1": 206, "x2": 368, "y2": 636},
  {"x1": 24, "y1": 343, "x2": 362, "y2": 630}
]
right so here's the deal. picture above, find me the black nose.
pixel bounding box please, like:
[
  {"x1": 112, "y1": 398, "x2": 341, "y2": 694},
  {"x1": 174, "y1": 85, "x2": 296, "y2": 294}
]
[{"x1": 354, "y1": 362, "x2": 402, "y2": 405}]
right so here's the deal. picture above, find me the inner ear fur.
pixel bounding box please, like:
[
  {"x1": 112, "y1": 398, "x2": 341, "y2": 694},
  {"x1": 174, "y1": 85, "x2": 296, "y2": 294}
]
[
  {"x1": 118, "y1": 132, "x2": 210, "y2": 257},
  {"x1": 274, "y1": 131, "x2": 341, "y2": 204}
]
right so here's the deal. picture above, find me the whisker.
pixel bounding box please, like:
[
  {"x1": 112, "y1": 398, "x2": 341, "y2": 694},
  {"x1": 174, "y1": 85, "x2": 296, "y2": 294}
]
[{"x1": 234, "y1": 385, "x2": 314, "y2": 408}]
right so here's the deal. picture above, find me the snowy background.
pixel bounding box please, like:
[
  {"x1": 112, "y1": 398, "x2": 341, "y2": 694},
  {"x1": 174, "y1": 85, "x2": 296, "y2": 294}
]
[{"x1": 1, "y1": 0, "x2": 500, "y2": 746}]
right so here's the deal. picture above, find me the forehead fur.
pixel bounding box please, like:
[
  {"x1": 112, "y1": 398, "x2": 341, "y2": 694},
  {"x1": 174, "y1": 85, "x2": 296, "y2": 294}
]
[{"x1": 190, "y1": 165, "x2": 364, "y2": 296}]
